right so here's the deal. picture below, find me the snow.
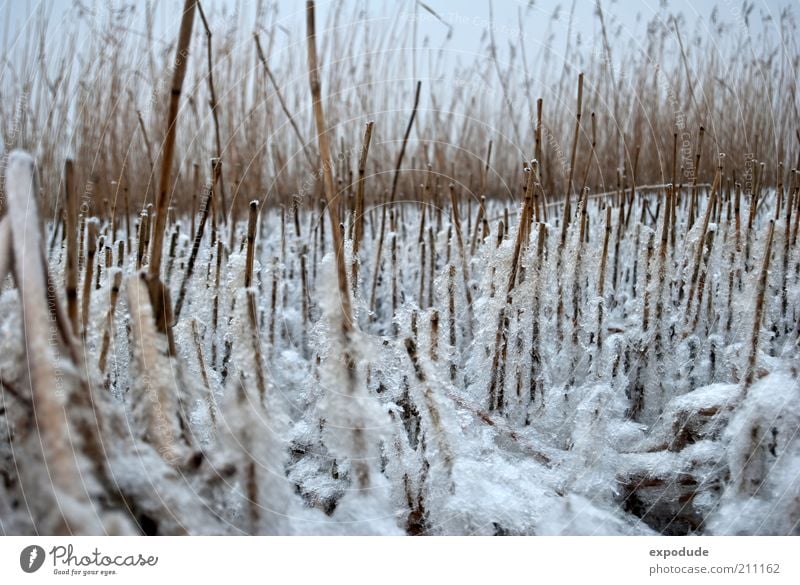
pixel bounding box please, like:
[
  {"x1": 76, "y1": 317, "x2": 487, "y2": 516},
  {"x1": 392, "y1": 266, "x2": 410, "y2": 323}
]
[{"x1": 1, "y1": 174, "x2": 799, "y2": 534}]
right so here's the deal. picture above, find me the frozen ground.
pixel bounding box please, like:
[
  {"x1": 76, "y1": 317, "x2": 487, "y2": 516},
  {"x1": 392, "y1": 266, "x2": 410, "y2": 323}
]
[{"x1": 1, "y1": 168, "x2": 799, "y2": 534}]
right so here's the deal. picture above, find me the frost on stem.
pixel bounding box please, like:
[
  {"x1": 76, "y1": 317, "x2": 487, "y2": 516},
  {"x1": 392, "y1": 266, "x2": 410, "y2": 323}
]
[{"x1": 313, "y1": 254, "x2": 399, "y2": 533}]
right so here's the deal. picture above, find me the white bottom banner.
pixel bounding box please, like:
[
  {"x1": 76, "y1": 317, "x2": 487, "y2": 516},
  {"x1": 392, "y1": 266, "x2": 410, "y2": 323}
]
[{"x1": 0, "y1": 537, "x2": 796, "y2": 583}]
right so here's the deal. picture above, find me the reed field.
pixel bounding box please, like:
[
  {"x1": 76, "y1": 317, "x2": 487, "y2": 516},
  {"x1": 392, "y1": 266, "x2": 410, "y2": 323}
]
[{"x1": 0, "y1": 0, "x2": 799, "y2": 535}]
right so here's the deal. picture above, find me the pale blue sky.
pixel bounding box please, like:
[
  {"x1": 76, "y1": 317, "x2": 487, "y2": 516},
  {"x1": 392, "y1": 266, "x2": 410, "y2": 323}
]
[{"x1": 2, "y1": 0, "x2": 795, "y2": 68}]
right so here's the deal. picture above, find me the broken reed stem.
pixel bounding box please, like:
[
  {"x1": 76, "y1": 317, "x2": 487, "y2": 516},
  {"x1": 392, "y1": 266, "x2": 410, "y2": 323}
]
[
  {"x1": 427, "y1": 226, "x2": 436, "y2": 308},
  {"x1": 78, "y1": 212, "x2": 86, "y2": 273},
  {"x1": 244, "y1": 200, "x2": 258, "y2": 288},
  {"x1": 561, "y1": 72, "x2": 584, "y2": 245},
  {"x1": 352, "y1": 120, "x2": 375, "y2": 282},
  {"x1": 470, "y1": 142, "x2": 493, "y2": 253},
  {"x1": 306, "y1": 0, "x2": 354, "y2": 333},
  {"x1": 197, "y1": 0, "x2": 228, "y2": 224},
  {"x1": 508, "y1": 166, "x2": 536, "y2": 293},
  {"x1": 687, "y1": 126, "x2": 705, "y2": 230},
  {"x1": 535, "y1": 98, "x2": 543, "y2": 170},
  {"x1": 64, "y1": 159, "x2": 79, "y2": 335},
  {"x1": 595, "y1": 203, "x2": 612, "y2": 353},
  {"x1": 81, "y1": 219, "x2": 98, "y2": 336},
  {"x1": 300, "y1": 245, "x2": 309, "y2": 329},
  {"x1": 136, "y1": 211, "x2": 149, "y2": 269},
  {"x1": 447, "y1": 264, "x2": 457, "y2": 381},
  {"x1": 448, "y1": 183, "x2": 474, "y2": 318},
  {"x1": 174, "y1": 158, "x2": 220, "y2": 321},
  {"x1": 98, "y1": 269, "x2": 122, "y2": 373},
  {"x1": 0, "y1": 218, "x2": 10, "y2": 284}
]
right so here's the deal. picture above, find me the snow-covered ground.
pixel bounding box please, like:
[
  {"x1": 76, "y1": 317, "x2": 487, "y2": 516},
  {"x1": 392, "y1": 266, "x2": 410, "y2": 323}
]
[{"x1": 1, "y1": 174, "x2": 799, "y2": 535}]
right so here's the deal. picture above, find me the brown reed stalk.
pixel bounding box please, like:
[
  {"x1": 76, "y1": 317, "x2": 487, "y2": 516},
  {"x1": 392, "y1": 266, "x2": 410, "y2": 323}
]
[
  {"x1": 98, "y1": 269, "x2": 122, "y2": 373},
  {"x1": 641, "y1": 231, "x2": 655, "y2": 333},
  {"x1": 136, "y1": 211, "x2": 149, "y2": 270},
  {"x1": 448, "y1": 183, "x2": 474, "y2": 316},
  {"x1": 81, "y1": 219, "x2": 98, "y2": 335},
  {"x1": 447, "y1": 263, "x2": 457, "y2": 381},
  {"x1": 780, "y1": 178, "x2": 794, "y2": 331},
  {"x1": 352, "y1": 120, "x2": 375, "y2": 282},
  {"x1": 78, "y1": 211, "x2": 87, "y2": 270},
  {"x1": 792, "y1": 178, "x2": 800, "y2": 246},
  {"x1": 520, "y1": 167, "x2": 533, "y2": 245},
  {"x1": 306, "y1": 0, "x2": 354, "y2": 333},
  {"x1": 561, "y1": 72, "x2": 584, "y2": 245},
  {"x1": 429, "y1": 309, "x2": 440, "y2": 362},
  {"x1": 300, "y1": 245, "x2": 310, "y2": 329},
  {"x1": 743, "y1": 220, "x2": 775, "y2": 390},
  {"x1": 247, "y1": 284, "x2": 267, "y2": 403},
  {"x1": 570, "y1": 187, "x2": 590, "y2": 347},
  {"x1": 535, "y1": 97, "x2": 543, "y2": 170},
  {"x1": 190, "y1": 318, "x2": 216, "y2": 427},
  {"x1": 0, "y1": 219, "x2": 11, "y2": 284},
  {"x1": 691, "y1": 219, "x2": 716, "y2": 333},
  {"x1": 174, "y1": 158, "x2": 220, "y2": 320},
  {"x1": 579, "y1": 112, "x2": 596, "y2": 196},
  {"x1": 685, "y1": 167, "x2": 721, "y2": 322},
  {"x1": 417, "y1": 239, "x2": 427, "y2": 309},
  {"x1": 427, "y1": 226, "x2": 436, "y2": 308},
  {"x1": 404, "y1": 337, "x2": 454, "y2": 483},
  {"x1": 687, "y1": 126, "x2": 705, "y2": 229},
  {"x1": 166, "y1": 226, "x2": 180, "y2": 282},
  {"x1": 211, "y1": 239, "x2": 223, "y2": 366},
  {"x1": 391, "y1": 233, "x2": 398, "y2": 333},
  {"x1": 136, "y1": 110, "x2": 156, "y2": 176},
  {"x1": 122, "y1": 179, "x2": 132, "y2": 254},
  {"x1": 470, "y1": 142, "x2": 493, "y2": 253},
  {"x1": 507, "y1": 167, "x2": 536, "y2": 292},
  {"x1": 64, "y1": 158, "x2": 79, "y2": 334},
  {"x1": 244, "y1": 200, "x2": 258, "y2": 289},
  {"x1": 6, "y1": 151, "x2": 103, "y2": 533},
  {"x1": 487, "y1": 304, "x2": 509, "y2": 412},
  {"x1": 528, "y1": 222, "x2": 547, "y2": 405},
  {"x1": 197, "y1": 0, "x2": 228, "y2": 224},
  {"x1": 595, "y1": 204, "x2": 612, "y2": 353},
  {"x1": 649, "y1": 184, "x2": 674, "y2": 371},
  {"x1": 624, "y1": 145, "x2": 641, "y2": 229},
  {"x1": 146, "y1": 0, "x2": 196, "y2": 346}
]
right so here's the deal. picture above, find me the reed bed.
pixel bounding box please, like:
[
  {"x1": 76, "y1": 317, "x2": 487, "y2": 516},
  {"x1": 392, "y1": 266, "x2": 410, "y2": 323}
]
[{"x1": 0, "y1": 1, "x2": 799, "y2": 535}]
